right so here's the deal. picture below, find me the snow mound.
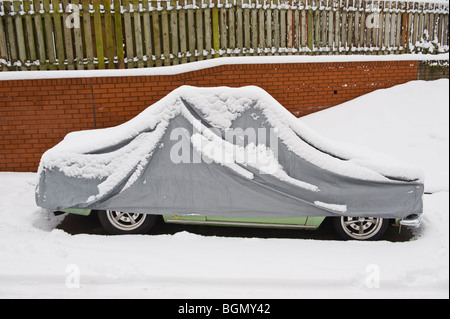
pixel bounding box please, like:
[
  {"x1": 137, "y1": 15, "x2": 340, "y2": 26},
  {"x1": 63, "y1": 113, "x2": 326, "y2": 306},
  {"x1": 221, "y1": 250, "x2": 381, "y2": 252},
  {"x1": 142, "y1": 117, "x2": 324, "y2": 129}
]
[{"x1": 301, "y1": 79, "x2": 449, "y2": 193}]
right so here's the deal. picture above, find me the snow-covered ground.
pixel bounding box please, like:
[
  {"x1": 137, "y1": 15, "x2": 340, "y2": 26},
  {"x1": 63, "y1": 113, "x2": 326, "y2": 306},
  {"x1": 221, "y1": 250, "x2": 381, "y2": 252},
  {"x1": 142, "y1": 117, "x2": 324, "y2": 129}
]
[{"x1": 0, "y1": 80, "x2": 448, "y2": 299}]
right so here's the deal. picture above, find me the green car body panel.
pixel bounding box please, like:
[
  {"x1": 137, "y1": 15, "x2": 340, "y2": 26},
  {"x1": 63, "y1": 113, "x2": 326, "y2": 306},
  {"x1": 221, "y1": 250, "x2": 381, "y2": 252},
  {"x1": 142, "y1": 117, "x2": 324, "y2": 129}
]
[
  {"x1": 60, "y1": 209, "x2": 405, "y2": 230},
  {"x1": 163, "y1": 215, "x2": 326, "y2": 229},
  {"x1": 60, "y1": 208, "x2": 326, "y2": 229}
]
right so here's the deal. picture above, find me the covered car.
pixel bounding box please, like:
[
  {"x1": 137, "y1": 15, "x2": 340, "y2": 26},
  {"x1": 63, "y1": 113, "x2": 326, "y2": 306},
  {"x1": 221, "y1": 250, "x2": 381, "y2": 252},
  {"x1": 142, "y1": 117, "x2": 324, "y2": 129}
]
[{"x1": 35, "y1": 86, "x2": 424, "y2": 234}]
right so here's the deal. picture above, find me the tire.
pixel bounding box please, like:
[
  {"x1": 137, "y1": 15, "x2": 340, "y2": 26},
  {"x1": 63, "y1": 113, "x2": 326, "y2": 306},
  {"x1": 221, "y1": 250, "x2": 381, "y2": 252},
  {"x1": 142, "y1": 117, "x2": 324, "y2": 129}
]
[
  {"x1": 98, "y1": 210, "x2": 158, "y2": 235},
  {"x1": 333, "y1": 216, "x2": 389, "y2": 241}
]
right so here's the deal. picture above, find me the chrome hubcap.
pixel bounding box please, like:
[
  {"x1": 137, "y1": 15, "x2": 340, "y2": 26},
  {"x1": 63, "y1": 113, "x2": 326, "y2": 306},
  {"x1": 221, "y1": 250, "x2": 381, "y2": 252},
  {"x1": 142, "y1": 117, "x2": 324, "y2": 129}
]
[
  {"x1": 340, "y1": 216, "x2": 383, "y2": 240},
  {"x1": 106, "y1": 210, "x2": 146, "y2": 231}
]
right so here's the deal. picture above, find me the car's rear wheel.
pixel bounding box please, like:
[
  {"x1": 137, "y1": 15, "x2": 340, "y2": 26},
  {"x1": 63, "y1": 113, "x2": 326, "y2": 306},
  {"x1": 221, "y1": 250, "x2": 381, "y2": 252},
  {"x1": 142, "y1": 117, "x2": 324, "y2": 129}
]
[
  {"x1": 98, "y1": 210, "x2": 157, "y2": 235},
  {"x1": 333, "y1": 216, "x2": 389, "y2": 241}
]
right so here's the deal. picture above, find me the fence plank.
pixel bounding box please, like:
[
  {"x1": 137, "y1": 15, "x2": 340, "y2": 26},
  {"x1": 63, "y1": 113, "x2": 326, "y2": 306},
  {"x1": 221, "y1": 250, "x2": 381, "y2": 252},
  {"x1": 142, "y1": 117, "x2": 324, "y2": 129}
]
[
  {"x1": 294, "y1": 6, "x2": 300, "y2": 52},
  {"x1": 395, "y1": 5, "x2": 402, "y2": 54},
  {"x1": 429, "y1": 5, "x2": 435, "y2": 45},
  {"x1": 52, "y1": 0, "x2": 66, "y2": 69},
  {"x1": 440, "y1": 11, "x2": 447, "y2": 46},
  {"x1": 377, "y1": 9, "x2": 383, "y2": 55},
  {"x1": 406, "y1": 3, "x2": 413, "y2": 53},
  {"x1": 161, "y1": 3, "x2": 171, "y2": 65},
  {"x1": 212, "y1": 2, "x2": 220, "y2": 57},
  {"x1": 258, "y1": 3, "x2": 265, "y2": 55},
  {"x1": 251, "y1": 0, "x2": 258, "y2": 55},
  {"x1": 12, "y1": 0, "x2": 27, "y2": 71},
  {"x1": 244, "y1": 0, "x2": 251, "y2": 54},
  {"x1": 418, "y1": 3, "x2": 425, "y2": 46},
  {"x1": 132, "y1": 0, "x2": 144, "y2": 68},
  {"x1": 23, "y1": 0, "x2": 37, "y2": 70},
  {"x1": 72, "y1": 0, "x2": 84, "y2": 70},
  {"x1": 196, "y1": 2, "x2": 204, "y2": 60},
  {"x1": 220, "y1": 0, "x2": 228, "y2": 56},
  {"x1": 142, "y1": 2, "x2": 153, "y2": 67},
  {"x1": 123, "y1": 0, "x2": 134, "y2": 68},
  {"x1": 390, "y1": 2, "x2": 397, "y2": 54},
  {"x1": 103, "y1": 0, "x2": 115, "y2": 69},
  {"x1": 43, "y1": 0, "x2": 57, "y2": 70},
  {"x1": 204, "y1": 4, "x2": 212, "y2": 59},
  {"x1": 114, "y1": 0, "x2": 125, "y2": 69},
  {"x1": 82, "y1": 0, "x2": 94, "y2": 69},
  {"x1": 187, "y1": 1, "x2": 196, "y2": 61},
  {"x1": 62, "y1": 0, "x2": 75, "y2": 70},
  {"x1": 235, "y1": 0, "x2": 243, "y2": 55},
  {"x1": 170, "y1": 0, "x2": 179, "y2": 65},
  {"x1": 347, "y1": 1, "x2": 353, "y2": 51},
  {"x1": 321, "y1": 2, "x2": 328, "y2": 52},
  {"x1": 354, "y1": 0, "x2": 360, "y2": 50},
  {"x1": 437, "y1": 9, "x2": 443, "y2": 46},
  {"x1": 359, "y1": 1, "x2": 366, "y2": 52},
  {"x1": 266, "y1": 6, "x2": 272, "y2": 54},
  {"x1": 32, "y1": 0, "x2": 47, "y2": 70},
  {"x1": 4, "y1": 1, "x2": 18, "y2": 71},
  {"x1": 384, "y1": 2, "x2": 390, "y2": 54},
  {"x1": 334, "y1": 1, "x2": 340, "y2": 54},
  {"x1": 179, "y1": 5, "x2": 188, "y2": 63},
  {"x1": 300, "y1": 2, "x2": 306, "y2": 54},
  {"x1": 93, "y1": 0, "x2": 105, "y2": 69},
  {"x1": 372, "y1": 1, "x2": 379, "y2": 51},
  {"x1": 340, "y1": 2, "x2": 347, "y2": 53},
  {"x1": 0, "y1": 5, "x2": 7, "y2": 71},
  {"x1": 366, "y1": 1, "x2": 373, "y2": 54},
  {"x1": 229, "y1": 0, "x2": 236, "y2": 55},
  {"x1": 328, "y1": 3, "x2": 334, "y2": 54},
  {"x1": 287, "y1": 7, "x2": 293, "y2": 55},
  {"x1": 152, "y1": 2, "x2": 162, "y2": 66}
]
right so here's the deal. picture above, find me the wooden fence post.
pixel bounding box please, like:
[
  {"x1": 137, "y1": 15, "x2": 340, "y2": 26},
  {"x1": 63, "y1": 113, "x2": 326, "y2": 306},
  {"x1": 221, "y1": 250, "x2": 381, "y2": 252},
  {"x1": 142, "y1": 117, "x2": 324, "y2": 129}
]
[
  {"x1": 0, "y1": 2, "x2": 8, "y2": 71},
  {"x1": 104, "y1": 0, "x2": 116, "y2": 69},
  {"x1": 114, "y1": 0, "x2": 125, "y2": 69},
  {"x1": 82, "y1": 0, "x2": 94, "y2": 69},
  {"x1": 93, "y1": 0, "x2": 105, "y2": 69},
  {"x1": 307, "y1": 1, "x2": 314, "y2": 54},
  {"x1": 170, "y1": 0, "x2": 180, "y2": 65},
  {"x1": 196, "y1": 0, "x2": 204, "y2": 60},
  {"x1": 212, "y1": 0, "x2": 220, "y2": 57},
  {"x1": 52, "y1": 0, "x2": 66, "y2": 70},
  {"x1": 219, "y1": 0, "x2": 227, "y2": 57},
  {"x1": 161, "y1": 1, "x2": 171, "y2": 65},
  {"x1": 204, "y1": 1, "x2": 213, "y2": 59},
  {"x1": 12, "y1": 0, "x2": 27, "y2": 70},
  {"x1": 62, "y1": 0, "x2": 75, "y2": 70},
  {"x1": 42, "y1": 0, "x2": 56, "y2": 69},
  {"x1": 133, "y1": 0, "x2": 144, "y2": 68},
  {"x1": 23, "y1": 0, "x2": 37, "y2": 70}
]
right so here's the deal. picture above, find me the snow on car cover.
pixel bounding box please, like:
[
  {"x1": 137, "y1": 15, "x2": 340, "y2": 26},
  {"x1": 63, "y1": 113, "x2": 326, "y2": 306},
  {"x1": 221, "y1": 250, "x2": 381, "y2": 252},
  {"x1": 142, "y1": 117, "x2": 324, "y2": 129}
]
[{"x1": 35, "y1": 86, "x2": 424, "y2": 219}]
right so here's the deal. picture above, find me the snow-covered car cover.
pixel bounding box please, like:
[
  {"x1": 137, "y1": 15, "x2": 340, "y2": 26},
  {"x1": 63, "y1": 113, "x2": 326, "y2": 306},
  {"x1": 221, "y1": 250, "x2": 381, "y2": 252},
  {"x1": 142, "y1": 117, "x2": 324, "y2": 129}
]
[{"x1": 36, "y1": 86, "x2": 424, "y2": 219}]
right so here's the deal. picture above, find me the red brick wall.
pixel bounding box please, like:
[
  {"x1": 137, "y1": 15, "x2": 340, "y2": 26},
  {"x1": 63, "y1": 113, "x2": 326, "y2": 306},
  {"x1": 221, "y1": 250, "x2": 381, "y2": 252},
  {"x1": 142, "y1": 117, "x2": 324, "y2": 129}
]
[{"x1": 0, "y1": 60, "x2": 418, "y2": 172}]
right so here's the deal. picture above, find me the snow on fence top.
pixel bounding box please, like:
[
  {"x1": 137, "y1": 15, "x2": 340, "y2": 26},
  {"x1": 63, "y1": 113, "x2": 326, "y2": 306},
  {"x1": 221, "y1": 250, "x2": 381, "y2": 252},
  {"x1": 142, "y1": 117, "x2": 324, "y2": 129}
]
[{"x1": 0, "y1": 0, "x2": 448, "y2": 72}]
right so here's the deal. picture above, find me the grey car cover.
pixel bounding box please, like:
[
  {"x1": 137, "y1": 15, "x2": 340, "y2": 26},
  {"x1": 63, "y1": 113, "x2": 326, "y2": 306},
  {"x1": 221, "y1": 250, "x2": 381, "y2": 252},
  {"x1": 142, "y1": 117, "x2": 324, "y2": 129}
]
[{"x1": 36, "y1": 86, "x2": 424, "y2": 219}]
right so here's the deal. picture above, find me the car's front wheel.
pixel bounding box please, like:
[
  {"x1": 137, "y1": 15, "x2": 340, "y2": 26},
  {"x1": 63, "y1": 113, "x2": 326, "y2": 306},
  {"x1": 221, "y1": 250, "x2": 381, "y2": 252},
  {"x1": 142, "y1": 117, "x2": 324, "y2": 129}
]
[
  {"x1": 333, "y1": 216, "x2": 389, "y2": 241},
  {"x1": 98, "y1": 210, "x2": 157, "y2": 235}
]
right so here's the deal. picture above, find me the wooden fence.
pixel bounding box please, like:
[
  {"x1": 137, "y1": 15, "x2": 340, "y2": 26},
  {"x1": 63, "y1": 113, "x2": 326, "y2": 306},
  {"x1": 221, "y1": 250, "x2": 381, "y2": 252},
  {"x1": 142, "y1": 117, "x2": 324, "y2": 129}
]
[{"x1": 0, "y1": 0, "x2": 448, "y2": 71}]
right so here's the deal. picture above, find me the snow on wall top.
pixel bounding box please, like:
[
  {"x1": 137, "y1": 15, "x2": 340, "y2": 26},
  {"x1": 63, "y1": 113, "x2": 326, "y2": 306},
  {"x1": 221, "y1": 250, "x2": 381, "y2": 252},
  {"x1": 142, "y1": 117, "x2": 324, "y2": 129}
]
[{"x1": 1, "y1": 54, "x2": 448, "y2": 81}]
